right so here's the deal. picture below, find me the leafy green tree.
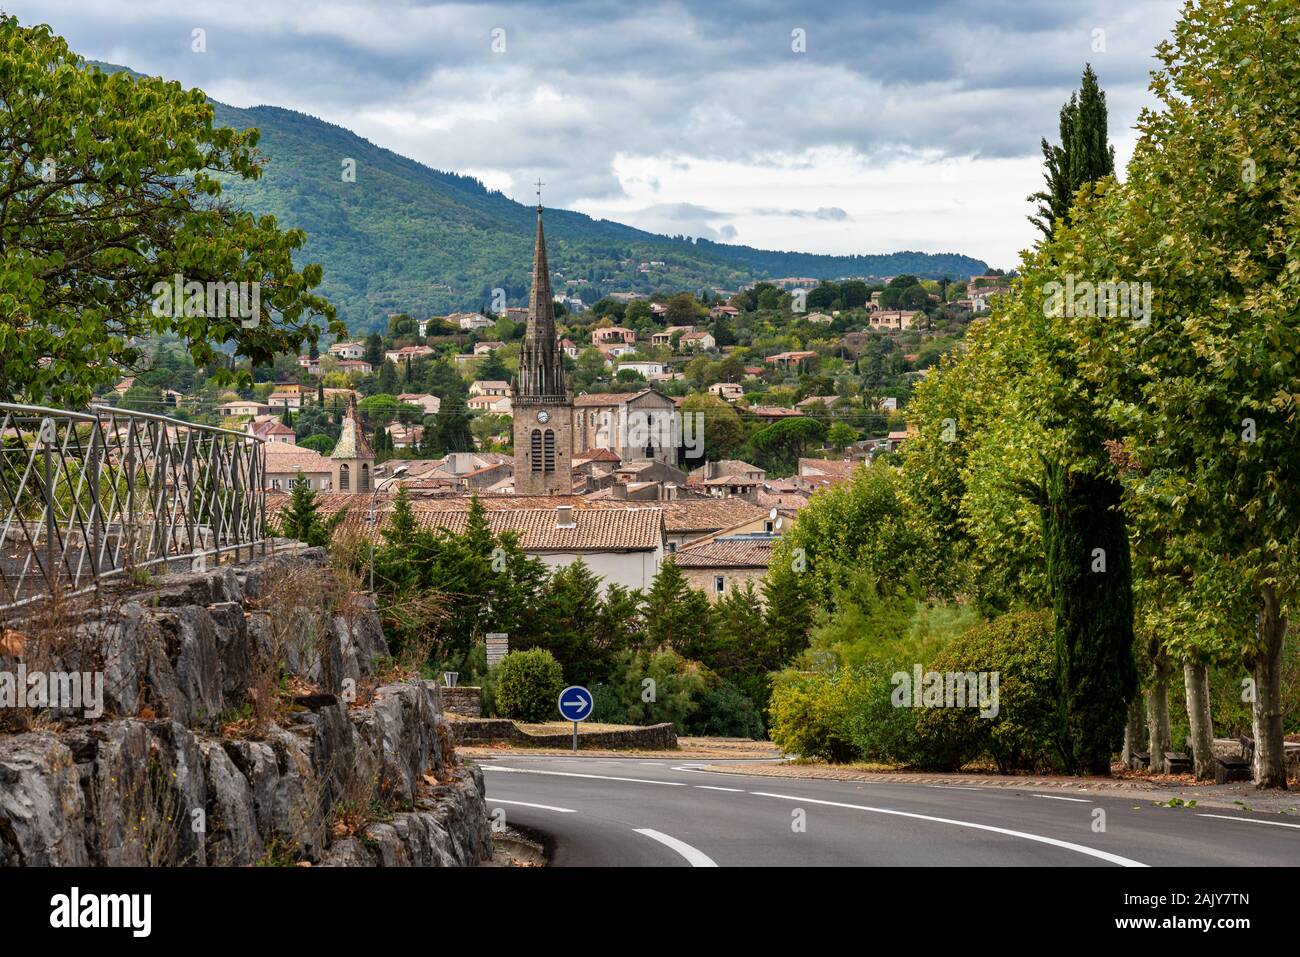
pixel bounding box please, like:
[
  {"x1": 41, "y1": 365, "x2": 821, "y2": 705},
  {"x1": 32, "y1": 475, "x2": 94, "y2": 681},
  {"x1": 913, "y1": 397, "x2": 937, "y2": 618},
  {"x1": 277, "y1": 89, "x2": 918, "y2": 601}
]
[
  {"x1": 298, "y1": 434, "x2": 334, "y2": 455},
  {"x1": 826, "y1": 422, "x2": 857, "y2": 451},
  {"x1": 0, "y1": 18, "x2": 341, "y2": 406},
  {"x1": 747, "y1": 417, "x2": 826, "y2": 475},
  {"x1": 275, "y1": 475, "x2": 345, "y2": 547},
  {"x1": 642, "y1": 560, "x2": 714, "y2": 657},
  {"x1": 1045, "y1": 0, "x2": 1300, "y2": 786}
]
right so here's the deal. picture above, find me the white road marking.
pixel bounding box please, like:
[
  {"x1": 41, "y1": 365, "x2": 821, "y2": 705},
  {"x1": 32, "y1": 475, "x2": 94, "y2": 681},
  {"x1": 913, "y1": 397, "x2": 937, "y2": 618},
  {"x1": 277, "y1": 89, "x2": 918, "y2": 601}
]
[
  {"x1": 633, "y1": 828, "x2": 718, "y2": 867},
  {"x1": 489, "y1": 798, "x2": 576, "y2": 813},
  {"x1": 481, "y1": 765, "x2": 687, "y2": 786},
  {"x1": 1197, "y1": 813, "x2": 1300, "y2": 830},
  {"x1": 748, "y1": 791, "x2": 1148, "y2": 867},
  {"x1": 1032, "y1": 794, "x2": 1092, "y2": 803},
  {"x1": 927, "y1": 785, "x2": 984, "y2": 791},
  {"x1": 694, "y1": 785, "x2": 744, "y2": 792}
]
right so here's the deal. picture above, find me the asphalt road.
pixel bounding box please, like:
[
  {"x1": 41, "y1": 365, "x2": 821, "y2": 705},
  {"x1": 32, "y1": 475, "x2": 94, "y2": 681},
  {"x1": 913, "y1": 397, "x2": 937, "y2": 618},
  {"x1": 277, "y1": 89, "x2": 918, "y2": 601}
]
[{"x1": 481, "y1": 755, "x2": 1300, "y2": 866}]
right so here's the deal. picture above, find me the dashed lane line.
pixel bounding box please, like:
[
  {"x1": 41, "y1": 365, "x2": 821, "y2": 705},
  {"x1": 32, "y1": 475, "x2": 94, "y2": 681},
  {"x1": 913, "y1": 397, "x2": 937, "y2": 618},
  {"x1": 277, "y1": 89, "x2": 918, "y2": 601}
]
[
  {"x1": 488, "y1": 798, "x2": 576, "y2": 813},
  {"x1": 633, "y1": 828, "x2": 718, "y2": 867},
  {"x1": 1196, "y1": 813, "x2": 1300, "y2": 830}
]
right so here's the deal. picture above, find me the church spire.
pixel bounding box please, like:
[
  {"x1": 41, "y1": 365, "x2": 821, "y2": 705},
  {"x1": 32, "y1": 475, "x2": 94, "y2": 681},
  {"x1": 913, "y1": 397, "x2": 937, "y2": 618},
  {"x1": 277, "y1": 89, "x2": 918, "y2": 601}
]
[{"x1": 517, "y1": 202, "x2": 568, "y2": 401}]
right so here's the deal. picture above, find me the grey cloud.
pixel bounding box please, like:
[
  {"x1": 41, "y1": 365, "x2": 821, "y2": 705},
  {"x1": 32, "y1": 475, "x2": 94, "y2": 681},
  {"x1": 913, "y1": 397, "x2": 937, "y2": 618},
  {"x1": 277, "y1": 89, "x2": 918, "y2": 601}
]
[{"x1": 10, "y1": 0, "x2": 1179, "y2": 217}]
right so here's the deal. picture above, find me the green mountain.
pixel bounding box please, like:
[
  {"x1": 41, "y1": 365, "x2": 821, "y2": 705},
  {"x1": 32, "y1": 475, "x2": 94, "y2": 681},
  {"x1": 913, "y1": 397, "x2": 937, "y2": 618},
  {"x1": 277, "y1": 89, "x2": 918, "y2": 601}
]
[{"x1": 97, "y1": 63, "x2": 988, "y2": 333}]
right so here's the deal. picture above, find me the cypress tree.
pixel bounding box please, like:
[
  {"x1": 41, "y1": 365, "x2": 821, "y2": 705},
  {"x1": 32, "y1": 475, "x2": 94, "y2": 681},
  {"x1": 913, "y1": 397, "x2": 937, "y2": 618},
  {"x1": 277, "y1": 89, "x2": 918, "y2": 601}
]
[
  {"x1": 1027, "y1": 65, "x2": 1135, "y2": 774},
  {"x1": 1040, "y1": 460, "x2": 1137, "y2": 774},
  {"x1": 1028, "y1": 64, "x2": 1115, "y2": 240}
]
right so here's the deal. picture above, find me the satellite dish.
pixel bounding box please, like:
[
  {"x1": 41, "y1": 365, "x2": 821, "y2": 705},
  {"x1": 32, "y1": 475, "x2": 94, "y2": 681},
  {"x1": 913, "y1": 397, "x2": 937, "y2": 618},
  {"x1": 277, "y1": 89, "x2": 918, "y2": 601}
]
[
  {"x1": 769, "y1": 507, "x2": 778, "y2": 520},
  {"x1": 775, "y1": 517, "x2": 784, "y2": 531}
]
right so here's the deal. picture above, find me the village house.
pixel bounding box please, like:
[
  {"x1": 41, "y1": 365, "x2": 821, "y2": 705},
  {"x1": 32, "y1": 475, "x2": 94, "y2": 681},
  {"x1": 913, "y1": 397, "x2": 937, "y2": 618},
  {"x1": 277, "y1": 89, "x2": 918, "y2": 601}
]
[
  {"x1": 591, "y1": 326, "x2": 637, "y2": 346},
  {"x1": 618, "y1": 360, "x2": 665, "y2": 379},
  {"x1": 869, "y1": 310, "x2": 920, "y2": 331},
  {"x1": 474, "y1": 340, "x2": 505, "y2": 355},
  {"x1": 596, "y1": 342, "x2": 634, "y2": 361},
  {"x1": 470, "y1": 380, "x2": 511, "y2": 398},
  {"x1": 397, "y1": 392, "x2": 441, "y2": 415},
  {"x1": 247, "y1": 416, "x2": 296, "y2": 445},
  {"x1": 674, "y1": 532, "x2": 777, "y2": 601},
  {"x1": 678, "y1": 331, "x2": 716, "y2": 351},
  {"x1": 337, "y1": 359, "x2": 372, "y2": 375},
  {"x1": 765, "y1": 350, "x2": 817, "y2": 369},
  {"x1": 708, "y1": 382, "x2": 745, "y2": 401},
  {"x1": 263, "y1": 442, "x2": 333, "y2": 491},
  {"x1": 467, "y1": 394, "x2": 513, "y2": 414},
  {"x1": 453, "y1": 312, "x2": 495, "y2": 331},
  {"x1": 328, "y1": 341, "x2": 366, "y2": 360},
  {"x1": 651, "y1": 325, "x2": 695, "y2": 346},
  {"x1": 744, "y1": 404, "x2": 804, "y2": 423},
  {"x1": 219, "y1": 399, "x2": 271, "y2": 418},
  {"x1": 384, "y1": 345, "x2": 436, "y2": 364},
  {"x1": 297, "y1": 355, "x2": 322, "y2": 375},
  {"x1": 688, "y1": 459, "x2": 767, "y2": 498}
]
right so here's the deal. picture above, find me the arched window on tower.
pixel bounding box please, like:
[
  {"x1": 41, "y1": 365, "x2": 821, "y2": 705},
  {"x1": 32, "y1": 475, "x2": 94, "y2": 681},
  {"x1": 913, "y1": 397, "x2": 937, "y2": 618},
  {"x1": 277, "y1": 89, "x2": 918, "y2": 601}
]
[
  {"x1": 530, "y1": 429, "x2": 542, "y2": 472},
  {"x1": 360, "y1": 463, "x2": 371, "y2": 492},
  {"x1": 339, "y1": 463, "x2": 350, "y2": 491},
  {"x1": 543, "y1": 429, "x2": 556, "y2": 472}
]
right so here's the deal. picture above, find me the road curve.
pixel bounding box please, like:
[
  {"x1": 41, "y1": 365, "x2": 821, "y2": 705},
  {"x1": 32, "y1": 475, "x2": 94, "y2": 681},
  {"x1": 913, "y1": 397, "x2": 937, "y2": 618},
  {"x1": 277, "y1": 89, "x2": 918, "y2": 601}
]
[{"x1": 480, "y1": 755, "x2": 1300, "y2": 867}]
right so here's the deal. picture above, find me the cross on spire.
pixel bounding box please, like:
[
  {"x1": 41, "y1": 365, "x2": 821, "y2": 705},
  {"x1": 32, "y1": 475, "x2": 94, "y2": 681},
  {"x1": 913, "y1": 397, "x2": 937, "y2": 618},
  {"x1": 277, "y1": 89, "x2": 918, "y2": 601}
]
[{"x1": 535, "y1": 178, "x2": 544, "y2": 209}]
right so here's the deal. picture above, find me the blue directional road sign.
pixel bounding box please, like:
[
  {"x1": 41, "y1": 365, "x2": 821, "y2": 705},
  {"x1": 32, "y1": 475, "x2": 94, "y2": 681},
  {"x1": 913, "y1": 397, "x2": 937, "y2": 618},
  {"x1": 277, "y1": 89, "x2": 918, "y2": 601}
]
[{"x1": 558, "y1": 685, "x2": 594, "y2": 722}]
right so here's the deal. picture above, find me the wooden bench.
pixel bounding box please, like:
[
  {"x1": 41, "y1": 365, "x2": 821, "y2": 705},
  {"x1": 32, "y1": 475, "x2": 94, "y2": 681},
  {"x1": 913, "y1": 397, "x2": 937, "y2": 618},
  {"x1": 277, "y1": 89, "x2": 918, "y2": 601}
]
[
  {"x1": 1213, "y1": 736, "x2": 1255, "y2": 784},
  {"x1": 1163, "y1": 751, "x2": 1192, "y2": 774}
]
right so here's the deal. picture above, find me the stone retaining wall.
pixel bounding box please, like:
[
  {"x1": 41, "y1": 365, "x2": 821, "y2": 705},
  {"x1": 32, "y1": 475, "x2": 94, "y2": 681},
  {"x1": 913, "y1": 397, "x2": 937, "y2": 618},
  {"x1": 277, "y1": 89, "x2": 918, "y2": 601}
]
[
  {"x1": 441, "y1": 686, "x2": 483, "y2": 717},
  {"x1": 451, "y1": 718, "x2": 678, "y2": 750},
  {"x1": 0, "y1": 549, "x2": 491, "y2": 867}
]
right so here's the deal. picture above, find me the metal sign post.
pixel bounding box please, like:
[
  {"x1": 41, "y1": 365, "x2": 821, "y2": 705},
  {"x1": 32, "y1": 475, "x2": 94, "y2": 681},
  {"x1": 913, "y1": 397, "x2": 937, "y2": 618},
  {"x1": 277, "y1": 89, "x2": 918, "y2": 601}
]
[{"x1": 557, "y1": 685, "x2": 593, "y2": 753}]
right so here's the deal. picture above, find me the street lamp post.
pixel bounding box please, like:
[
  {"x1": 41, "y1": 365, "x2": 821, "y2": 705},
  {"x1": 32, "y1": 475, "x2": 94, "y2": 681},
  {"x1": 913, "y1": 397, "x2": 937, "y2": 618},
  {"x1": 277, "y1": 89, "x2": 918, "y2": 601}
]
[{"x1": 367, "y1": 465, "x2": 408, "y2": 592}]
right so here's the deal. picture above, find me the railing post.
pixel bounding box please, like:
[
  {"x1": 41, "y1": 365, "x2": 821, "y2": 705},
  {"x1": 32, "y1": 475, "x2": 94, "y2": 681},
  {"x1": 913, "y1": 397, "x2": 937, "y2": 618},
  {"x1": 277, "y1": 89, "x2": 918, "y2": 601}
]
[
  {"x1": 88, "y1": 422, "x2": 101, "y2": 582},
  {"x1": 41, "y1": 417, "x2": 55, "y2": 592}
]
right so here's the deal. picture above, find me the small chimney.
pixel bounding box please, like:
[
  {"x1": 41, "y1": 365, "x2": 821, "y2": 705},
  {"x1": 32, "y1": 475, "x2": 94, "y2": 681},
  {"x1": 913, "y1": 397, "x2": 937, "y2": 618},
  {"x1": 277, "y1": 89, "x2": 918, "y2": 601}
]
[
  {"x1": 611, "y1": 483, "x2": 628, "y2": 500},
  {"x1": 556, "y1": 504, "x2": 575, "y2": 527}
]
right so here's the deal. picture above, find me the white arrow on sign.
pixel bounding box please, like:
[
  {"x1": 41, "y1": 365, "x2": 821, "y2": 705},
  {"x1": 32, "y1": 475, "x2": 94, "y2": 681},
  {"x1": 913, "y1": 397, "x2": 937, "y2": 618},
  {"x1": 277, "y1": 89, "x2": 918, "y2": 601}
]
[{"x1": 564, "y1": 697, "x2": 589, "y2": 713}]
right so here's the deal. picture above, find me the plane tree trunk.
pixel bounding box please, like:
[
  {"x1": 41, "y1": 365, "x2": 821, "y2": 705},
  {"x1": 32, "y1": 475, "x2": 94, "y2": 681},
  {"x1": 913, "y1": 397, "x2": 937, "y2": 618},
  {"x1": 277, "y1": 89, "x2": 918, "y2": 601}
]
[
  {"x1": 1182, "y1": 660, "x2": 1215, "y2": 780},
  {"x1": 1251, "y1": 585, "x2": 1288, "y2": 789},
  {"x1": 1122, "y1": 696, "x2": 1146, "y2": 770},
  {"x1": 1146, "y1": 647, "x2": 1172, "y2": 774}
]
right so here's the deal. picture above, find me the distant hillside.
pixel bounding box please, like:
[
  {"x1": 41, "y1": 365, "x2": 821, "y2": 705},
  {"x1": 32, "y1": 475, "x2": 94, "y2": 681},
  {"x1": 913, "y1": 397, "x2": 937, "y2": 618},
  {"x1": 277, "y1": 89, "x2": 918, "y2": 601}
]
[{"x1": 96, "y1": 62, "x2": 989, "y2": 333}]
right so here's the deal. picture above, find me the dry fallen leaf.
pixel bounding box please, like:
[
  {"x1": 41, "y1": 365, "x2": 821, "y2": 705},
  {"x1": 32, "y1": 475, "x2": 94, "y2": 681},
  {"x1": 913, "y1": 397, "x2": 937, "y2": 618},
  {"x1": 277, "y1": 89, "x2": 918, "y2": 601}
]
[{"x1": 0, "y1": 628, "x2": 26, "y2": 657}]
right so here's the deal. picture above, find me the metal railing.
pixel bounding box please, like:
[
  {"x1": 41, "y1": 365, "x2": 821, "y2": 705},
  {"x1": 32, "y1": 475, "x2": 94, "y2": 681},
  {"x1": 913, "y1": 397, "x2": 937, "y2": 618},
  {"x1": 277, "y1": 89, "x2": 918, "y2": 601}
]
[{"x1": 0, "y1": 402, "x2": 268, "y2": 611}]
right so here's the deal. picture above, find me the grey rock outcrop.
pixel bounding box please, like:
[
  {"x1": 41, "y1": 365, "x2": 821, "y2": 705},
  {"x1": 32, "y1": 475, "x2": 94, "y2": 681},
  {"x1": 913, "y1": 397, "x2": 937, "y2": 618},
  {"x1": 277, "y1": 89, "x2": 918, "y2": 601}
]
[{"x1": 0, "y1": 549, "x2": 490, "y2": 868}]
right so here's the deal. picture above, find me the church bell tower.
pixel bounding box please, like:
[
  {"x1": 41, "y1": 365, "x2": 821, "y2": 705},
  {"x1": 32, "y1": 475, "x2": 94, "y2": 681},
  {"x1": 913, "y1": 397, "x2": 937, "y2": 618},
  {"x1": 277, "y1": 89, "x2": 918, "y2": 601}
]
[{"x1": 512, "y1": 197, "x2": 573, "y2": 494}]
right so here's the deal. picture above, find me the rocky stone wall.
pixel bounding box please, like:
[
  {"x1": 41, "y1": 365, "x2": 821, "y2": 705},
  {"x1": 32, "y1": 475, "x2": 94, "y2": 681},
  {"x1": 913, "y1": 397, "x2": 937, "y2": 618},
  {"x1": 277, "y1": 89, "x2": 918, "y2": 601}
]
[
  {"x1": 0, "y1": 547, "x2": 492, "y2": 867},
  {"x1": 451, "y1": 718, "x2": 678, "y2": 751},
  {"x1": 441, "y1": 686, "x2": 483, "y2": 717}
]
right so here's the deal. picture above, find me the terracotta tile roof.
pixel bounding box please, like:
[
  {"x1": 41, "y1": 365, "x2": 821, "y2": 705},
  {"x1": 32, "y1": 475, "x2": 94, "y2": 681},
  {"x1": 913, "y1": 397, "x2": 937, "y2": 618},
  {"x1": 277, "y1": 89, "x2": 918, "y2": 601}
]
[
  {"x1": 574, "y1": 448, "x2": 621, "y2": 463},
  {"x1": 265, "y1": 491, "x2": 760, "y2": 537},
  {"x1": 573, "y1": 389, "x2": 652, "y2": 407},
  {"x1": 673, "y1": 534, "x2": 775, "y2": 569},
  {"x1": 262, "y1": 443, "x2": 333, "y2": 474},
  {"x1": 304, "y1": 502, "x2": 663, "y2": 551}
]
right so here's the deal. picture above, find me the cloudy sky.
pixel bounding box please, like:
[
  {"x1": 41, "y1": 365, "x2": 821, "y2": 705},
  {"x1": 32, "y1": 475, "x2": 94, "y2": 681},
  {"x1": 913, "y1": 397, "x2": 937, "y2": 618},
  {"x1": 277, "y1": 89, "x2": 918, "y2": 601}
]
[{"x1": 18, "y1": 0, "x2": 1182, "y2": 267}]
